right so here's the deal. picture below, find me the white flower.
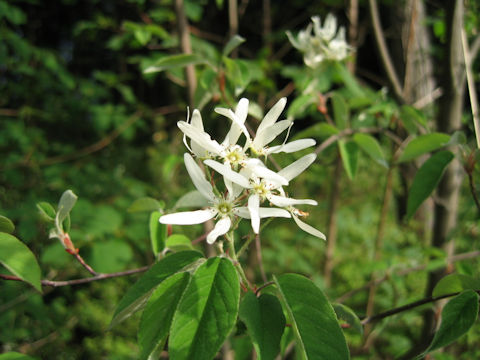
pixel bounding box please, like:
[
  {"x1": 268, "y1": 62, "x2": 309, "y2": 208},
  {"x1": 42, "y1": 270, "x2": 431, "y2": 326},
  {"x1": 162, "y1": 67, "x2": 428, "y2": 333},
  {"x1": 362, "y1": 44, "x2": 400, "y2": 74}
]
[
  {"x1": 178, "y1": 99, "x2": 249, "y2": 167},
  {"x1": 159, "y1": 153, "x2": 238, "y2": 244},
  {"x1": 217, "y1": 97, "x2": 316, "y2": 156},
  {"x1": 159, "y1": 153, "x2": 291, "y2": 243},
  {"x1": 287, "y1": 14, "x2": 351, "y2": 67},
  {"x1": 204, "y1": 153, "x2": 321, "y2": 236}
]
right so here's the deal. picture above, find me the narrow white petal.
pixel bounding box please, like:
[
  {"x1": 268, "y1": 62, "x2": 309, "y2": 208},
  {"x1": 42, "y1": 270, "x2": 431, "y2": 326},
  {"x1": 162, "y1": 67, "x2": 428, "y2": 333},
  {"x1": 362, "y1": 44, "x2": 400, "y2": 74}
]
[
  {"x1": 245, "y1": 160, "x2": 288, "y2": 186},
  {"x1": 248, "y1": 194, "x2": 260, "y2": 233},
  {"x1": 184, "y1": 153, "x2": 215, "y2": 201},
  {"x1": 190, "y1": 110, "x2": 207, "y2": 156},
  {"x1": 234, "y1": 207, "x2": 291, "y2": 219},
  {"x1": 258, "y1": 208, "x2": 291, "y2": 218},
  {"x1": 256, "y1": 97, "x2": 287, "y2": 135},
  {"x1": 224, "y1": 179, "x2": 243, "y2": 200},
  {"x1": 177, "y1": 121, "x2": 223, "y2": 155},
  {"x1": 207, "y1": 217, "x2": 231, "y2": 244},
  {"x1": 268, "y1": 139, "x2": 316, "y2": 154},
  {"x1": 292, "y1": 215, "x2": 326, "y2": 240},
  {"x1": 160, "y1": 209, "x2": 216, "y2": 225},
  {"x1": 204, "y1": 159, "x2": 250, "y2": 188},
  {"x1": 253, "y1": 120, "x2": 292, "y2": 149},
  {"x1": 278, "y1": 153, "x2": 317, "y2": 182},
  {"x1": 268, "y1": 194, "x2": 317, "y2": 207}
]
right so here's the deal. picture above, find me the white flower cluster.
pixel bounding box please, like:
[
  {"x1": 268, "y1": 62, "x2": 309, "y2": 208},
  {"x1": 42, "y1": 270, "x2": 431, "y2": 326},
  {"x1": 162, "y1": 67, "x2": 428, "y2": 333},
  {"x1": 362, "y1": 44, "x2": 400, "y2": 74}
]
[
  {"x1": 159, "y1": 98, "x2": 326, "y2": 244},
  {"x1": 287, "y1": 14, "x2": 351, "y2": 68}
]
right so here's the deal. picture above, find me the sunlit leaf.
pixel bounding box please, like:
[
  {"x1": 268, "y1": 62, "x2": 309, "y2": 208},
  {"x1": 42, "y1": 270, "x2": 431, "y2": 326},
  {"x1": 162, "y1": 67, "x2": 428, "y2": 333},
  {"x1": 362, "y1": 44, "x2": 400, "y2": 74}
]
[
  {"x1": 398, "y1": 133, "x2": 450, "y2": 163},
  {"x1": 166, "y1": 234, "x2": 193, "y2": 251},
  {"x1": 110, "y1": 251, "x2": 204, "y2": 329},
  {"x1": 239, "y1": 291, "x2": 286, "y2": 360},
  {"x1": 274, "y1": 274, "x2": 350, "y2": 360},
  {"x1": 0, "y1": 233, "x2": 42, "y2": 292},
  {"x1": 0, "y1": 352, "x2": 37, "y2": 360},
  {"x1": 406, "y1": 151, "x2": 454, "y2": 219},
  {"x1": 169, "y1": 257, "x2": 240, "y2": 360}
]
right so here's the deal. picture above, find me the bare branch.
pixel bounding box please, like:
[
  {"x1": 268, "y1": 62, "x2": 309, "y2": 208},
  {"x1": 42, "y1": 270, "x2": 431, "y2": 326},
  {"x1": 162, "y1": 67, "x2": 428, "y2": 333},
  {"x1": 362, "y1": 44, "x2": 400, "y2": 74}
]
[{"x1": 368, "y1": 0, "x2": 405, "y2": 102}]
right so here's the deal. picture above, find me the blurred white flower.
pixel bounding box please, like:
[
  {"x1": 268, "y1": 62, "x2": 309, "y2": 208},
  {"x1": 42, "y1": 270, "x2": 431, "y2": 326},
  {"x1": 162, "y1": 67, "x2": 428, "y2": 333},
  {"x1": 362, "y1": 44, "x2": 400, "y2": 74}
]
[{"x1": 287, "y1": 14, "x2": 351, "y2": 67}]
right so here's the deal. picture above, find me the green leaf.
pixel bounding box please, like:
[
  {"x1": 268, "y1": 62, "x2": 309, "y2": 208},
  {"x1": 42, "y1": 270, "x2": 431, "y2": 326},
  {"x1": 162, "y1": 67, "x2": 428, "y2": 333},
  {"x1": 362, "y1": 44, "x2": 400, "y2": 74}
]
[
  {"x1": 56, "y1": 190, "x2": 77, "y2": 229},
  {"x1": 36, "y1": 202, "x2": 56, "y2": 221},
  {"x1": 166, "y1": 234, "x2": 193, "y2": 251},
  {"x1": 338, "y1": 140, "x2": 358, "y2": 180},
  {"x1": 110, "y1": 251, "x2": 204, "y2": 329},
  {"x1": 169, "y1": 257, "x2": 240, "y2": 360},
  {"x1": 138, "y1": 272, "x2": 191, "y2": 360},
  {"x1": 0, "y1": 352, "x2": 37, "y2": 360},
  {"x1": 398, "y1": 133, "x2": 450, "y2": 163},
  {"x1": 274, "y1": 274, "x2": 349, "y2": 360},
  {"x1": 331, "y1": 93, "x2": 349, "y2": 130},
  {"x1": 239, "y1": 292, "x2": 286, "y2": 360},
  {"x1": 0, "y1": 233, "x2": 42, "y2": 292},
  {"x1": 128, "y1": 197, "x2": 163, "y2": 213},
  {"x1": 433, "y1": 274, "x2": 480, "y2": 298},
  {"x1": 353, "y1": 133, "x2": 388, "y2": 168},
  {"x1": 149, "y1": 211, "x2": 166, "y2": 256},
  {"x1": 418, "y1": 290, "x2": 479, "y2": 358},
  {"x1": 223, "y1": 35, "x2": 245, "y2": 57},
  {"x1": 332, "y1": 303, "x2": 363, "y2": 334},
  {"x1": 406, "y1": 151, "x2": 454, "y2": 219},
  {"x1": 399, "y1": 105, "x2": 426, "y2": 134},
  {"x1": 144, "y1": 54, "x2": 208, "y2": 74},
  {"x1": 0, "y1": 215, "x2": 15, "y2": 234}
]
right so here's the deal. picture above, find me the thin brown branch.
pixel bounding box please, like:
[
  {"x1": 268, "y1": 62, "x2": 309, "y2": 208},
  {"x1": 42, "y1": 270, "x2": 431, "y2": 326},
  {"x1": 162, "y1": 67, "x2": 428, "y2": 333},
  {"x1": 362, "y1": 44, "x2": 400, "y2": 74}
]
[
  {"x1": 73, "y1": 252, "x2": 98, "y2": 276},
  {"x1": 0, "y1": 266, "x2": 149, "y2": 288},
  {"x1": 362, "y1": 289, "x2": 480, "y2": 325},
  {"x1": 368, "y1": 0, "x2": 404, "y2": 102}
]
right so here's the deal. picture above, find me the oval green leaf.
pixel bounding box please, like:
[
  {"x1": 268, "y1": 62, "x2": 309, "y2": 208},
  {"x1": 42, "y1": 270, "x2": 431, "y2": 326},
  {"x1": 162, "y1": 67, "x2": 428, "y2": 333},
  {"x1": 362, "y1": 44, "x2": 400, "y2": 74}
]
[
  {"x1": 110, "y1": 250, "x2": 204, "y2": 329},
  {"x1": 418, "y1": 290, "x2": 479, "y2": 358},
  {"x1": 331, "y1": 93, "x2": 349, "y2": 130},
  {"x1": 398, "y1": 133, "x2": 450, "y2": 163},
  {"x1": 332, "y1": 303, "x2": 363, "y2": 334},
  {"x1": 338, "y1": 140, "x2": 358, "y2": 180},
  {"x1": 406, "y1": 151, "x2": 454, "y2": 220},
  {"x1": 0, "y1": 233, "x2": 42, "y2": 292},
  {"x1": 432, "y1": 274, "x2": 480, "y2": 298},
  {"x1": 223, "y1": 34, "x2": 245, "y2": 57},
  {"x1": 138, "y1": 272, "x2": 191, "y2": 360},
  {"x1": 36, "y1": 202, "x2": 56, "y2": 222},
  {"x1": 239, "y1": 291, "x2": 286, "y2": 360},
  {"x1": 353, "y1": 133, "x2": 388, "y2": 168},
  {"x1": 169, "y1": 257, "x2": 240, "y2": 360},
  {"x1": 274, "y1": 274, "x2": 350, "y2": 360},
  {"x1": 56, "y1": 190, "x2": 77, "y2": 227},
  {"x1": 0, "y1": 215, "x2": 15, "y2": 234}
]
